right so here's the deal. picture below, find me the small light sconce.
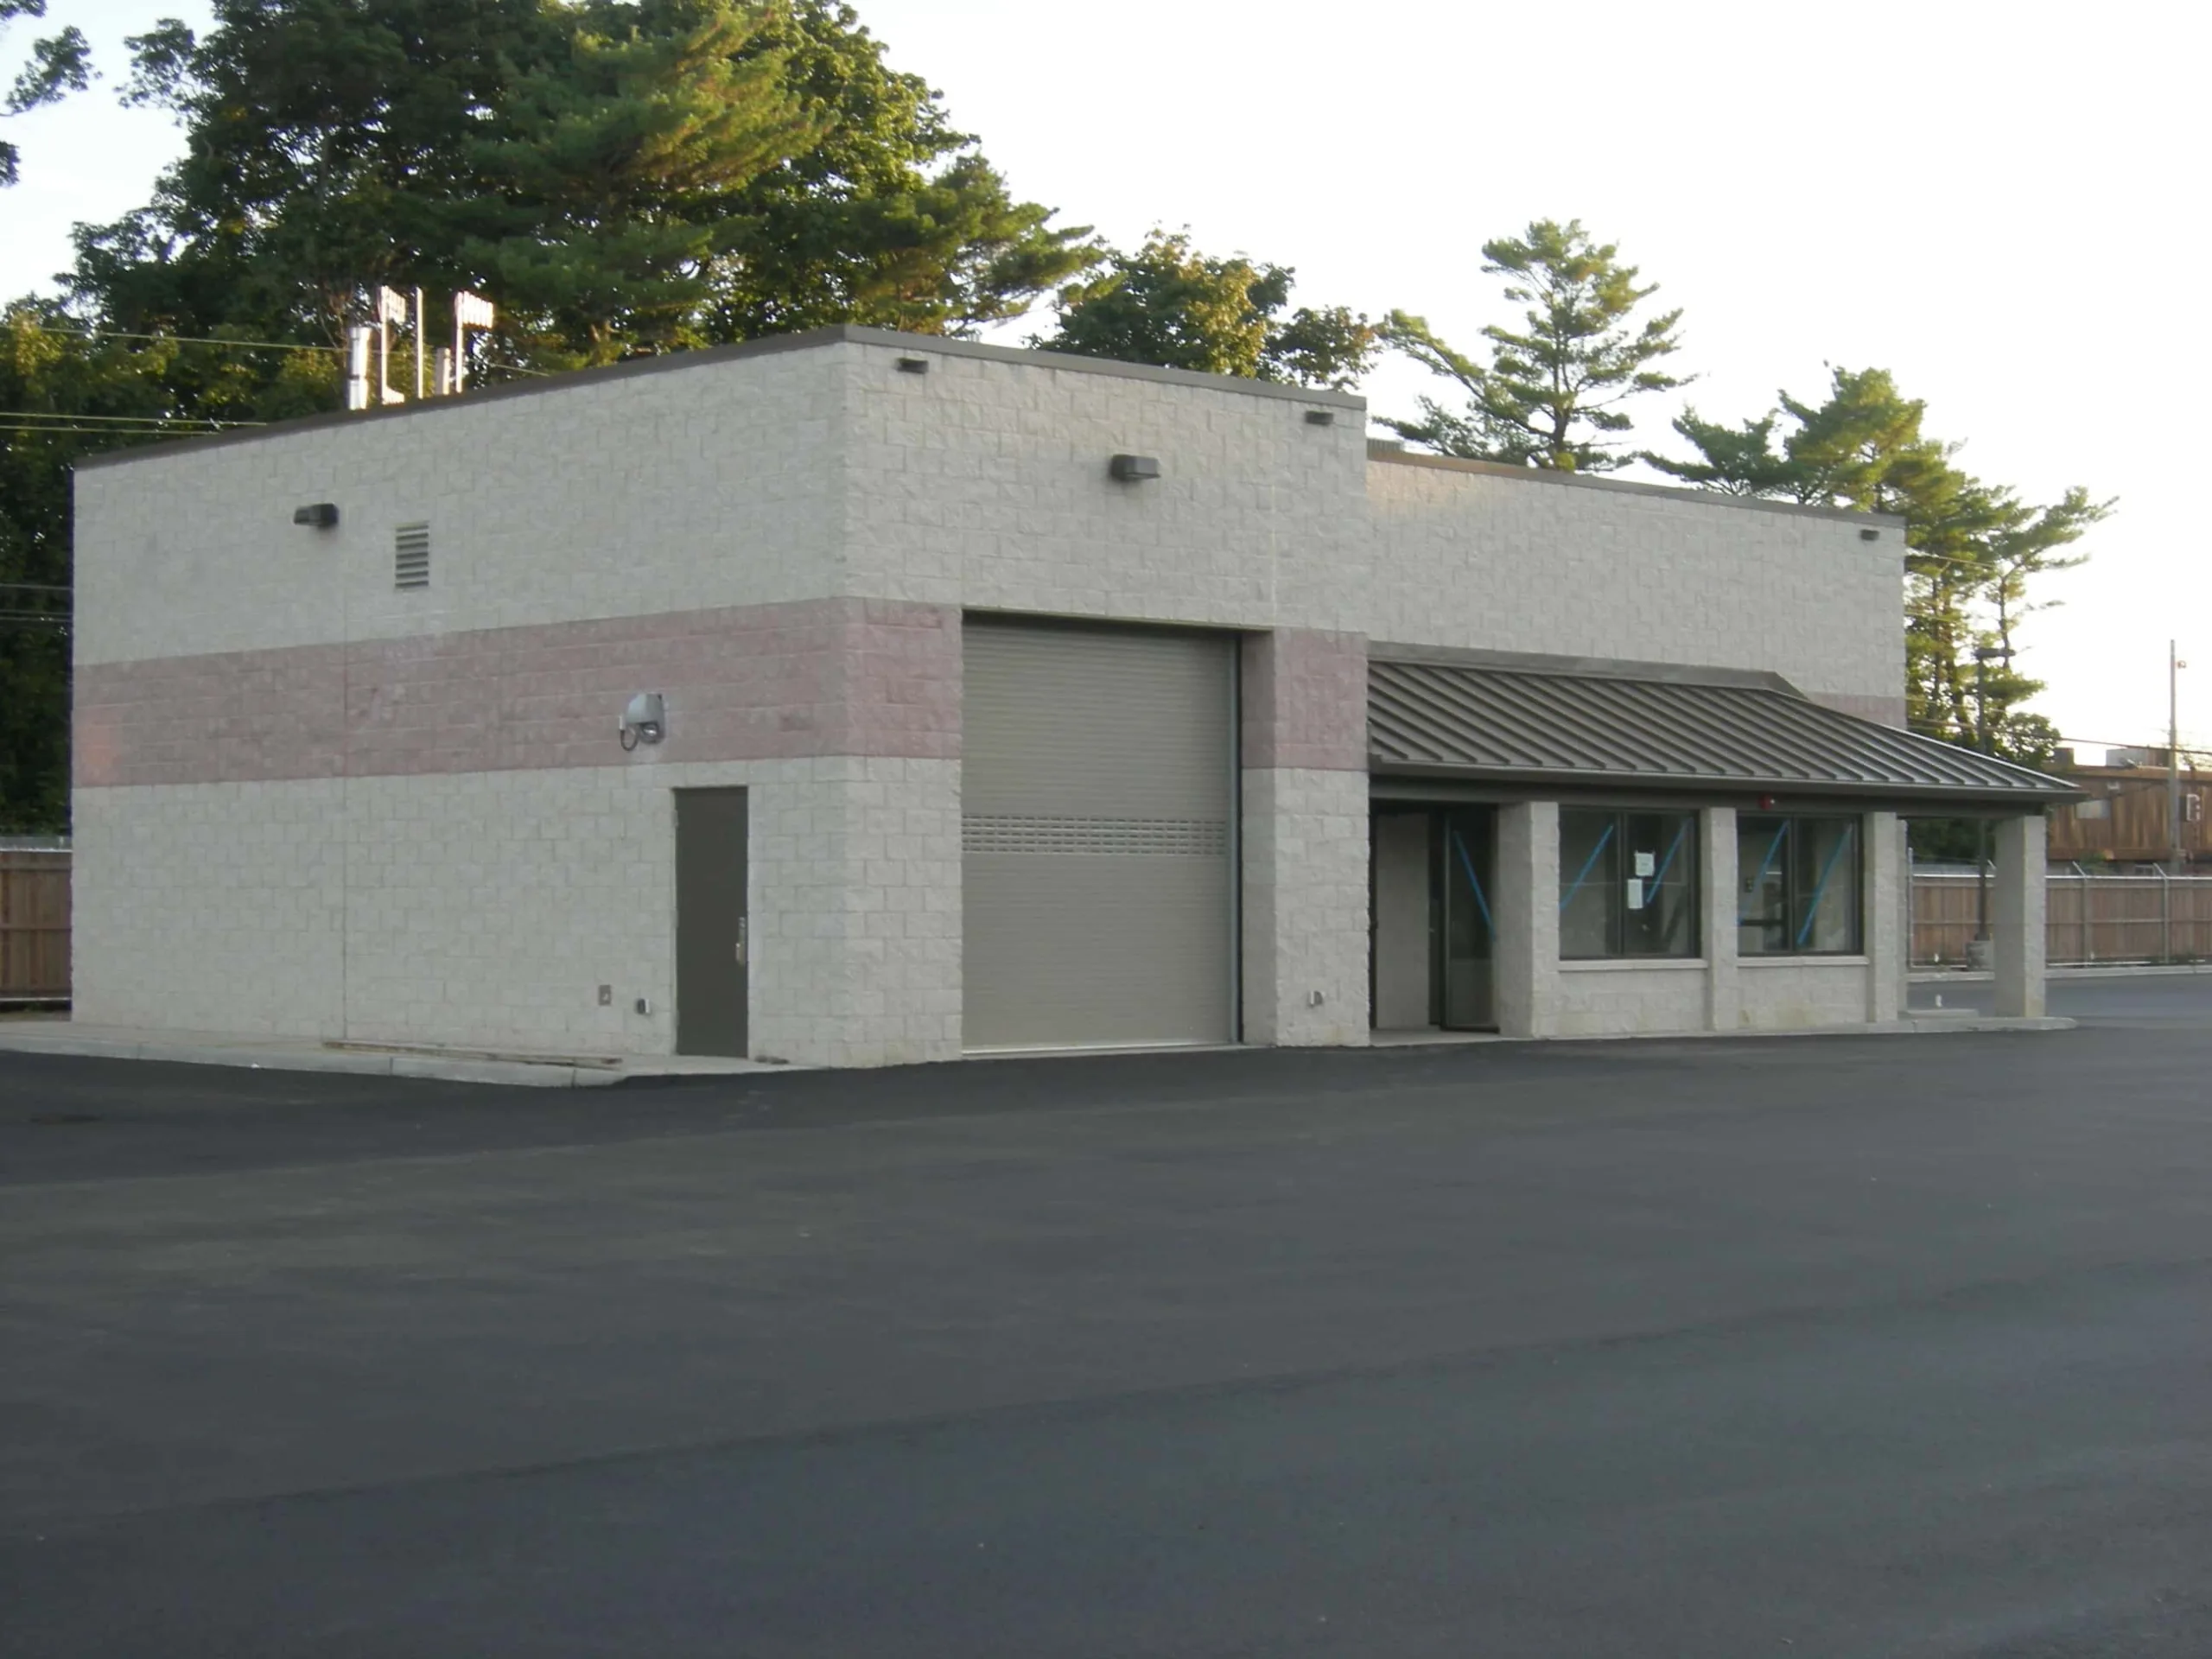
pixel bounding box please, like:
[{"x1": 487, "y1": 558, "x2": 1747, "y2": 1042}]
[
  {"x1": 1305, "y1": 410, "x2": 1336, "y2": 427},
  {"x1": 896, "y1": 356, "x2": 929, "y2": 374},
  {"x1": 1859, "y1": 527, "x2": 1881, "y2": 542},
  {"x1": 620, "y1": 691, "x2": 665, "y2": 751},
  {"x1": 292, "y1": 503, "x2": 339, "y2": 529},
  {"x1": 1109, "y1": 454, "x2": 1161, "y2": 483}
]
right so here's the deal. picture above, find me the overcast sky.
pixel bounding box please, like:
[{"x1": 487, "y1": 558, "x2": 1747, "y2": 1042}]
[{"x1": 7, "y1": 0, "x2": 2202, "y2": 754}]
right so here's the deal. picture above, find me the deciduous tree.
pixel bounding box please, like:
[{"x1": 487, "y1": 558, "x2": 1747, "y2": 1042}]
[
  {"x1": 1, "y1": 0, "x2": 95, "y2": 186},
  {"x1": 0, "y1": 302, "x2": 334, "y2": 830},
  {"x1": 1033, "y1": 230, "x2": 1376, "y2": 390}
]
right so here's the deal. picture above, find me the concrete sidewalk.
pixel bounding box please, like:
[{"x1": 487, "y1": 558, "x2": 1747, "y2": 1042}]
[
  {"x1": 1910, "y1": 962, "x2": 2212, "y2": 984},
  {"x1": 0, "y1": 1019, "x2": 798, "y2": 1087},
  {"x1": 0, "y1": 1011, "x2": 2070, "y2": 1087}
]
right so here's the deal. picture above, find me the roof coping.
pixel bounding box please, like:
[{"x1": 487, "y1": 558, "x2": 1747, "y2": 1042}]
[
  {"x1": 1366, "y1": 441, "x2": 1909, "y2": 531},
  {"x1": 76, "y1": 324, "x2": 1366, "y2": 474}
]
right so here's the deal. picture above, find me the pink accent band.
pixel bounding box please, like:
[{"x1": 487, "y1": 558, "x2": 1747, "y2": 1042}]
[{"x1": 74, "y1": 597, "x2": 961, "y2": 787}]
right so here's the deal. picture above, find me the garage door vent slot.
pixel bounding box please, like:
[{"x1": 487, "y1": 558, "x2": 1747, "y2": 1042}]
[{"x1": 964, "y1": 815, "x2": 1228, "y2": 857}]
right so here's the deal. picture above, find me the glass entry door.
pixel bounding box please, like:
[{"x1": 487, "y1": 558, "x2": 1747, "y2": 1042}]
[{"x1": 1440, "y1": 807, "x2": 1496, "y2": 1030}]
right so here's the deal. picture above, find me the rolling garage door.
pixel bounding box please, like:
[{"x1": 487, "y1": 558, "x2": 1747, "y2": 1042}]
[{"x1": 963, "y1": 620, "x2": 1236, "y2": 1051}]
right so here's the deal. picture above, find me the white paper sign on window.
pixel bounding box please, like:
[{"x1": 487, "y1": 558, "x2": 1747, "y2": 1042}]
[
  {"x1": 1634, "y1": 851, "x2": 1656, "y2": 877},
  {"x1": 1625, "y1": 877, "x2": 1645, "y2": 911}
]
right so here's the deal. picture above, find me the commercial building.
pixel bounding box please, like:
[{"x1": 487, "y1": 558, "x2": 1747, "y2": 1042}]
[{"x1": 71, "y1": 327, "x2": 2070, "y2": 1066}]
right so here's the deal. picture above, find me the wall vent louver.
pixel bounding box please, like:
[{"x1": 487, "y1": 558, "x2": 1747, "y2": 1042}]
[{"x1": 394, "y1": 523, "x2": 430, "y2": 589}]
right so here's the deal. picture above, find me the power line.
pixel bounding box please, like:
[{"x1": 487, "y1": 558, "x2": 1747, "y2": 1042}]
[
  {"x1": 2, "y1": 431, "x2": 246, "y2": 445},
  {"x1": 2, "y1": 429, "x2": 240, "y2": 442},
  {"x1": 20, "y1": 325, "x2": 340, "y2": 354},
  {"x1": 2057, "y1": 737, "x2": 2212, "y2": 759},
  {"x1": 14, "y1": 432, "x2": 227, "y2": 442},
  {"x1": 1, "y1": 410, "x2": 267, "y2": 428}
]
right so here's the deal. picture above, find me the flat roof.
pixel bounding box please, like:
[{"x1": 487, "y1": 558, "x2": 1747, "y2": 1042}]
[
  {"x1": 70, "y1": 326, "x2": 1908, "y2": 536},
  {"x1": 75, "y1": 324, "x2": 1365, "y2": 474},
  {"x1": 1367, "y1": 443, "x2": 1909, "y2": 531}
]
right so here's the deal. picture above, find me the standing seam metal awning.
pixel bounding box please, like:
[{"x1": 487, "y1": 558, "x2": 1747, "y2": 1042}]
[{"x1": 1369, "y1": 658, "x2": 2077, "y2": 805}]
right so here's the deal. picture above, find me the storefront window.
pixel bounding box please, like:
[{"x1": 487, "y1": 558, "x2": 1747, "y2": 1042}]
[
  {"x1": 1737, "y1": 816, "x2": 1862, "y2": 955},
  {"x1": 1558, "y1": 809, "x2": 1699, "y2": 959}
]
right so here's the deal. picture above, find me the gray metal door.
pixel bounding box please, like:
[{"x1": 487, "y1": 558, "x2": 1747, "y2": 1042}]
[
  {"x1": 675, "y1": 788, "x2": 747, "y2": 1057},
  {"x1": 963, "y1": 620, "x2": 1236, "y2": 1051}
]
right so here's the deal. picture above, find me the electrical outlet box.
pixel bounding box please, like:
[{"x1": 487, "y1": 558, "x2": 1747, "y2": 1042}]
[{"x1": 596, "y1": 984, "x2": 613, "y2": 1007}]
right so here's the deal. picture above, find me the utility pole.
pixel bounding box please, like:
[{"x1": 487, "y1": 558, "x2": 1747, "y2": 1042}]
[{"x1": 2171, "y1": 640, "x2": 2188, "y2": 870}]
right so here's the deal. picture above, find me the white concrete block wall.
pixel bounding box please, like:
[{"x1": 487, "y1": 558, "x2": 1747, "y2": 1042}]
[
  {"x1": 1865, "y1": 811, "x2": 1908, "y2": 1021},
  {"x1": 1702, "y1": 806, "x2": 1741, "y2": 1031},
  {"x1": 1366, "y1": 458, "x2": 1904, "y2": 722},
  {"x1": 1241, "y1": 767, "x2": 1370, "y2": 1046},
  {"x1": 1737, "y1": 961, "x2": 1872, "y2": 1029},
  {"x1": 1993, "y1": 813, "x2": 2047, "y2": 1020},
  {"x1": 73, "y1": 344, "x2": 849, "y2": 666},
  {"x1": 742, "y1": 756, "x2": 962, "y2": 1067},
  {"x1": 1555, "y1": 963, "x2": 1709, "y2": 1036},
  {"x1": 1495, "y1": 801, "x2": 1562, "y2": 1039},
  {"x1": 72, "y1": 780, "x2": 347, "y2": 1036},
  {"x1": 74, "y1": 758, "x2": 957, "y2": 1067},
  {"x1": 839, "y1": 340, "x2": 1370, "y2": 629}
]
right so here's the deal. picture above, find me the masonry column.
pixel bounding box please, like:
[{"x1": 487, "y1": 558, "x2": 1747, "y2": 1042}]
[
  {"x1": 1702, "y1": 805, "x2": 1738, "y2": 1031},
  {"x1": 1993, "y1": 812, "x2": 2048, "y2": 1017},
  {"x1": 1240, "y1": 631, "x2": 1370, "y2": 1046},
  {"x1": 1495, "y1": 800, "x2": 1559, "y2": 1038},
  {"x1": 1864, "y1": 810, "x2": 1907, "y2": 1022}
]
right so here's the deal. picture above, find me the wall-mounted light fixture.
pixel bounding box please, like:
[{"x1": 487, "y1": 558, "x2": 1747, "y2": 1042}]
[
  {"x1": 1859, "y1": 527, "x2": 1881, "y2": 542},
  {"x1": 896, "y1": 356, "x2": 930, "y2": 374},
  {"x1": 1305, "y1": 410, "x2": 1336, "y2": 427},
  {"x1": 292, "y1": 503, "x2": 340, "y2": 529},
  {"x1": 1109, "y1": 454, "x2": 1161, "y2": 483},
  {"x1": 620, "y1": 691, "x2": 666, "y2": 751}
]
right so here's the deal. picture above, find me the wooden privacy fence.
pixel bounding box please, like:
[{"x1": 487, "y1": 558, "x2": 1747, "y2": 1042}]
[
  {"x1": 0, "y1": 848, "x2": 70, "y2": 1002},
  {"x1": 1914, "y1": 869, "x2": 2212, "y2": 967}
]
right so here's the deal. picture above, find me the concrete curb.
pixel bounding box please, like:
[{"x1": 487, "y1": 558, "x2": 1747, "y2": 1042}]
[
  {"x1": 1360, "y1": 1015, "x2": 2077, "y2": 1052},
  {"x1": 1522, "y1": 1015, "x2": 2076, "y2": 1044},
  {"x1": 1884, "y1": 1015, "x2": 2075, "y2": 1035},
  {"x1": 0, "y1": 1013, "x2": 2078, "y2": 1085},
  {"x1": 1910, "y1": 963, "x2": 2212, "y2": 984},
  {"x1": 0, "y1": 1032, "x2": 620, "y2": 1088}
]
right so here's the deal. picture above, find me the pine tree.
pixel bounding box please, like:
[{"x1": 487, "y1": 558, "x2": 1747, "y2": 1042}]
[
  {"x1": 1647, "y1": 366, "x2": 2111, "y2": 759},
  {"x1": 1383, "y1": 219, "x2": 1687, "y2": 472},
  {"x1": 461, "y1": 0, "x2": 824, "y2": 365},
  {"x1": 66, "y1": 0, "x2": 1093, "y2": 359}
]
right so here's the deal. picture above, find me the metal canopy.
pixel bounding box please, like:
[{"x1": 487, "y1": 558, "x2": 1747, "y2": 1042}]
[{"x1": 1369, "y1": 657, "x2": 2077, "y2": 805}]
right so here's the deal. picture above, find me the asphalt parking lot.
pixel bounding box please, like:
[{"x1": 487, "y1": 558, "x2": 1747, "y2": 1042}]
[{"x1": 5, "y1": 980, "x2": 2211, "y2": 1656}]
